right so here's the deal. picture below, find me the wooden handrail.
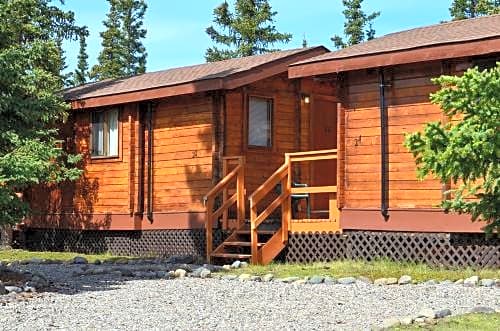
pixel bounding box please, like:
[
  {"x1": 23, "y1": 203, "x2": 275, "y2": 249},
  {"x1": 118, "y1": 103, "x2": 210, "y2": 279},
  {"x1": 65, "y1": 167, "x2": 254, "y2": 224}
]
[
  {"x1": 249, "y1": 162, "x2": 289, "y2": 206},
  {"x1": 205, "y1": 156, "x2": 245, "y2": 262}
]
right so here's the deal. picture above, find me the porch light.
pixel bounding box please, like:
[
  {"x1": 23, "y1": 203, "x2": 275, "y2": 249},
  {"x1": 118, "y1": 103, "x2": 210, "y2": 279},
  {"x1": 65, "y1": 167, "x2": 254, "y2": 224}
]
[{"x1": 302, "y1": 94, "x2": 310, "y2": 104}]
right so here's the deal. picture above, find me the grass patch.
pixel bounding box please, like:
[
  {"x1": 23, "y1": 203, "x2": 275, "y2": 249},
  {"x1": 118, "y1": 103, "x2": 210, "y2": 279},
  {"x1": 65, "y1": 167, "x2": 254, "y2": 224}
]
[
  {"x1": 0, "y1": 249, "x2": 129, "y2": 263},
  {"x1": 220, "y1": 259, "x2": 500, "y2": 282},
  {"x1": 393, "y1": 313, "x2": 500, "y2": 330}
]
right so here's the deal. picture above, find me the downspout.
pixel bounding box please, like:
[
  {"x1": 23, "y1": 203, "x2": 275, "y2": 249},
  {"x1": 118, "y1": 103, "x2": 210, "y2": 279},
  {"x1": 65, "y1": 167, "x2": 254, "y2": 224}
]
[
  {"x1": 136, "y1": 105, "x2": 145, "y2": 216},
  {"x1": 379, "y1": 69, "x2": 390, "y2": 220},
  {"x1": 146, "y1": 102, "x2": 154, "y2": 222}
]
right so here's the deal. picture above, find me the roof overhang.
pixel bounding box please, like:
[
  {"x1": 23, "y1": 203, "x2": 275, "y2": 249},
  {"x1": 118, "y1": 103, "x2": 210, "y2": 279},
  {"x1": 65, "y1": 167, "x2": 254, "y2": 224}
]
[
  {"x1": 70, "y1": 47, "x2": 328, "y2": 109},
  {"x1": 289, "y1": 37, "x2": 500, "y2": 79}
]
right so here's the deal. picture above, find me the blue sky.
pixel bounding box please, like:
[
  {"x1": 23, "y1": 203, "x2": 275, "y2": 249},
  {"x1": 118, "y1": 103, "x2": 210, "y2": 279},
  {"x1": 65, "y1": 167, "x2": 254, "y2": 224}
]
[{"x1": 62, "y1": 0, "x2": 453, "y2": 73}]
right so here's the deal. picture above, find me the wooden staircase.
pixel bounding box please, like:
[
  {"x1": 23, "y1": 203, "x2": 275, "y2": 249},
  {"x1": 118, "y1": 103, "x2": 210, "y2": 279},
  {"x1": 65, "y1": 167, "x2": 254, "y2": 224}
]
[{"x1": 204, "y1": 150, "x2": 339, "y2": 265}]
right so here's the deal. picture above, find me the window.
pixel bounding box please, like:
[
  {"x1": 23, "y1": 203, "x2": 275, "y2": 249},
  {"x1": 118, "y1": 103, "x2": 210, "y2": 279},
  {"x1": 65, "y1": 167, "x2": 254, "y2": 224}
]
[
  {"x1": 248, "y1": 96, "x2": 273, "y2": 147},
  {"x1": 91, "y1": 109, "x2": 119, "y2": 157}
]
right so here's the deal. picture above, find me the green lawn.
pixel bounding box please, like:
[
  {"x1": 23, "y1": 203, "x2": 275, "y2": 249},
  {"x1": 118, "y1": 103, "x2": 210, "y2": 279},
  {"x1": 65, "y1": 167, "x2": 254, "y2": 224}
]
[
  {"x1": 0, "y1": 249, "x2": 129, "y2": 263},
  {"x1": 392, "y1": 313, "x2": 500, "y2": 331},
  {"x1": 220, "y1": 259, "x2": 500, "y2": 282}
]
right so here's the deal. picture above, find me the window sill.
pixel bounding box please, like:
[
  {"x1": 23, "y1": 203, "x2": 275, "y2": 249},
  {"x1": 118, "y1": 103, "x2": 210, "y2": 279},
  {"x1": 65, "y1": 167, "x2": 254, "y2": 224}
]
[{"x1": 90, "y1": 155, "x2": 122, "y2": 163}]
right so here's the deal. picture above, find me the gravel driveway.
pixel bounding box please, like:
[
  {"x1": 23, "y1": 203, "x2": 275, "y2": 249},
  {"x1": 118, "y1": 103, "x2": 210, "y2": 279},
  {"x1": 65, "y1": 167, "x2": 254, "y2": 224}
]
[{"x1": 1, "y1": 264, "x2": 498, "y2": 330}]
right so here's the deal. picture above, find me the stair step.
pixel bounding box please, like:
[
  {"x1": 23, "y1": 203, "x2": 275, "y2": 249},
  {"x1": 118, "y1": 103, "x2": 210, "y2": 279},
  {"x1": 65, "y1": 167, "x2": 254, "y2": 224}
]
[
  {"x1": 210, "y1": 253, "x2": 252, "y2": 259},
  {"x1": 223, "y1": 241, "x2": 265, "y2": 247},
  {"x1": 235, "y1": 230, "x2": 276, "y2": 235}
]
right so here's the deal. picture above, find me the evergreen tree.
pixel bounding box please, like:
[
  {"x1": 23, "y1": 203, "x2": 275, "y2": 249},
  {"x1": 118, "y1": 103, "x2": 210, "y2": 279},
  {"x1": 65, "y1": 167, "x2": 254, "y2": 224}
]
[
  {"x1": 90, "y1": 0, "x2": 147, "y2": 80},
  {"x1": 331, "y1": 0, "x2": 380, "y2": 49},
  {"x1": 72, "y1": 27, "x2": 89, "y2": 86},
  {"x1": 205, "y1": 0, "x2": 292, "y2": 62},
  {"x1": 450, "y1": 0, "x2": 500, "y2": 20},
  {"x1": 0, "y1": 0, "x2": 82, "y2": 226}
]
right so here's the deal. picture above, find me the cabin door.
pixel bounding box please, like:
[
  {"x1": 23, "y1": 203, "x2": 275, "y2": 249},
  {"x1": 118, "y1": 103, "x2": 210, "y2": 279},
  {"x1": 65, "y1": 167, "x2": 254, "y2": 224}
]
[{"x1": 310, "y1": 96, "x2": 337, "y2": 214}]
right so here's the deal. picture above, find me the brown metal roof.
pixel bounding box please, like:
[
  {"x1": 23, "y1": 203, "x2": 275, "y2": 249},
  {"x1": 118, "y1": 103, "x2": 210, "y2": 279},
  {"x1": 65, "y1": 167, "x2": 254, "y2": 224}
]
[
  {"x1": 65, "y1": 47, "x2": 327, "y2": 102},
  {"x1": 292, "y1": 14, "x2": 500, "y2": 67}
]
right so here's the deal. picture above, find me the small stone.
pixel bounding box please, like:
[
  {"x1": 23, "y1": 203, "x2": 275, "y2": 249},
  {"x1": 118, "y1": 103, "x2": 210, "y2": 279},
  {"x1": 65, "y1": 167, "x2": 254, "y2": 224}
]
[
  {"x1": 73, "y1": 256, "x2": 88, "y2": 264},
  {"x1": 238, "y1": 273, "x2": 252, "y2": 282},
  {"x1": 250, "y1": 276, "x2": 261, "y2": 282},
  {"x1": 439, "y1": 280, "x2": 453, "y2": 285},
  {"x1": 470, "y1": 306, "x2": 495, "y2": 314},
  {"x1": 357, "y1": 276, "x2": 371, "y2": 284},
  {"x1": 435, "y1": 309, "x2": 452, "y2": 318},
  {"x1": 417, "y1": 308, "x2": 436, "y2": 319},
  {"x1": 381, "y1": 318, "x2": 400, "y2": 329},
  {"x1": 399, "y1": 316, "x2": 413, "y2": 325},
  {"x1": 23, "y1": 286, "x2": 37, "y2": 293},
  {"x1": 464, "y1": 275, "x2": 479, "y2": 287},
  {"x1": 191, "y1": 267, "x2": 209, "y2": 278},
  {"x1": 373, "y1": 277, "x2": 397, "y2": 285},
  {"x1": 199, "y1": 269, "x2": 211, "y2": 279},
  {"x1": 480, "y1": 279, "x2": 495, "y2": 287},
  {"x1": 174, "y1": 269, "x2": 187, "y2": 278},
  {"x1": 385, "y1": 277, "x2": 398, "y2": 285},
  {"x1": 222, "y1": 265, "x2": 231, "y2": 271},
  {"x1": 454, "y1": 279, "x2": 464, "y2": 284},
  {"x1": 221, "y1": 274, "x2": 237, "y2": 281},
  {"x1": 231, "y1": 260, "x2": 241, "y2": 269},
  {"x1": 281, "y1": 276, "x2": 300, "y2": 283},
  {"x1": 337, "y1": 277, "x2": 356, "y2": 285},
  {"x1": 323, "y1": 276, "x2": 337, "y2": 285},
  {"x1": 293, "y1": 279, "x2": 306, "y2": 285},
  {"x1": 398, "y1": 275, "x2": 412, "y2": 285},
  {"x1": 240, "y1": 262, "x2": 249, "y2": 268},
  {"x1": 414, "y1": 317, "x2": 425, "y2": 323},
  {"x1": 307, "y1": 275, "x2": 325, "y2": 285},
  {"x1": 94, "y1": 259, "x2": 102, "y2": 265},
  {"x1": 424, "y1": 279, "x2": 437, "y2": 285},
  {"x1": 261, "y1": 274, "x2": 274, "y2": 282},
  {"x1": 4, "y1": 286, "x2": 22, "y2": 293}
]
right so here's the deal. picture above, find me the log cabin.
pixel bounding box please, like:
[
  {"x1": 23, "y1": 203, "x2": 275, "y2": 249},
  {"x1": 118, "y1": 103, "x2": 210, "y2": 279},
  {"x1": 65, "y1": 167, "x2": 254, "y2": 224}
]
[{"x1": 23, "y1": 15, "x2": 499, "y2": 267}]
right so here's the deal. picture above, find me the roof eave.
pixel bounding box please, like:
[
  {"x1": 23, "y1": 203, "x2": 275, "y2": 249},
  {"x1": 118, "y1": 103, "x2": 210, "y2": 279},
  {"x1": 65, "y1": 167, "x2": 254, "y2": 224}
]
[
  {"x1": 70, "y1": 46, "x2": 330, "y2": 109},
  {"x1": 289, "y1": 37, "x2": 500, "y2": 78}
]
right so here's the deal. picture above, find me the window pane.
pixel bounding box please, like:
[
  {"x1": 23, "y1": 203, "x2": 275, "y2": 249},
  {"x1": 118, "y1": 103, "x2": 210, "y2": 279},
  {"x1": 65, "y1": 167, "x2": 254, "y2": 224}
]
[
  {"x1": 91, "y1": 112, "x2": 104, "y2": 156},
  {"x1": 248, "y1": 97, "x2": 272, "y2": 147},
  {"x1": 107, "y1": 109, "x2": 119, "y2": 156}
]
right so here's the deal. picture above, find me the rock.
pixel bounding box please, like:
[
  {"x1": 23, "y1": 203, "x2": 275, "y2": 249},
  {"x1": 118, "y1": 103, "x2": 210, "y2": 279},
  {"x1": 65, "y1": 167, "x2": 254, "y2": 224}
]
[
  {"x1": 464, "y1": 275, "x2": 479, "y2": 287},
  {"x1": 240, "y1": 262, "x2": 249, "y2": 268},
  {"x1": 424, "y1": 318, "x2": 438, "y2": 325},
  {"x1": 191, "y1": 267, "x2": 210, "y2": 278},
  {"x1": 0, "y1": 283, "x2": 6, "y2": 295},
  {"x1": 414, "y1": 317, "x2": 425, "y2": 323},
  {"x1": 261, "y1": 274, "x2": 274, "y2": 282},
  {"x1": 250, "y1": 276, "x2": 261, "y2": 282},
  {"x1": 480, "y1": 279, "x2": 495, "y2": 287},
  {"x1": 28, "y1": 258, "x2": 44, "y2": 264},
  {"x1": 231, "y1": 260, "x2": 241, "y2": 269},
  {"x1": 435, "y1": 309, "x2": 452, "y2": 318},
  {"x1": 281, "y1": 277, "x2": 300, "y2": 283},
  {"x1": 470, "y1": 306, "x2": 495, "y2": 314},
  {"x1": 337, "y1": 277, "x2": 356, "y2": 285},
  {"x1": 323, "y1": 276, "x2": 337, "y2": 285},
  {"x1": 439, "y1": 280, "x2": 453, "y2": 285},
  {"x1": 221, "y1": 274, "x2": 237, "y2": 281},
  {"x1": 398, "y1": 275, "x2": 412, "y2": 285},
  {"x1": 222, "y1": 264, "x2": 231, "y2": 270},
  {"x1": 293, "y1": 279, "x2": 306, "y2": 285},
  {"x1": 174, "y1": 269, "x2": 187, "y2": 278},
  {"x1": 307, "y1": 275, "x2": 325, "y2": 285},
  {"x1": 4, "y1": 286, "x2": 22, "y2": 293},
  {"x1": 423, "y1": 279, "x2": 437, "y2": 285},
  {"x1": 23, "y1": 286, "x2": 37, "y2": 293},
  {"x1": 357, "y1": 276, "x2": 372, "y2": 284},
  {"x1": 454, "y1": 279, "x2": 464, "y2": 284},
  {"x1": 374, "y1": 277, "x2": 397, "y2": 285},
  {"x1": 381, "y1": 318, "x2": 400, "y2": 329},
  {"x1": 199, "y1": 269, "x2": 211, "y2": 279},
  {"x1": 416, "y1": 308, "x2": 436, "y2": 319},
  {"x1": 238, "y1": 274, "x2": 252, "y2": 282},
  {"x1": 73, "y1": 256, "x2": 88, "y2": 264},
  {"x1": 94, "y1": 259, "x2": 102, "y2": 265},
  {"x1": 399, "y1": 316, "x2": 413, "y2": 325}
]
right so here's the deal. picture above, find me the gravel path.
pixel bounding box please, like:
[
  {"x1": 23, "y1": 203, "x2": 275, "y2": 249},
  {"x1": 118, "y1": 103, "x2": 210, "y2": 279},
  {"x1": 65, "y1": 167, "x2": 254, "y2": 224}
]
[{"x1": 1, "y1": 264, "x2": 499, "y2": 330}]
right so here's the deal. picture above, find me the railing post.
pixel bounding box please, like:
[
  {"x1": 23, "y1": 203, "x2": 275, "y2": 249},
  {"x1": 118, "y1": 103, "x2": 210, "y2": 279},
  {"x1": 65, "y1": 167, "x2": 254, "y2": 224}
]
[
  {"x1": 222, "y1": 158, "x2": 228, "y2": 229},
  {"x1": 206, "y1": 198, "x2": 214, "y2": 262},
  {"x1": 237, "y1": 157, "x2": 245, "y2": 229},
  {"x1": 282, "y1": 155, "x2": 291, "y2": 243},
  {"x1": 250, "y1": 201, "x2": 258, "y2": 264}
]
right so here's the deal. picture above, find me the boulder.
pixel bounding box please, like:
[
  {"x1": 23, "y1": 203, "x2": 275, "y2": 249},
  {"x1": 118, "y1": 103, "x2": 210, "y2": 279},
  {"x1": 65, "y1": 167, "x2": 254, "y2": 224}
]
[
  {"x1": 307, "y1": 275, "x2": 325, "y2": 285},
  {"x1": 238, "y1": 273, "x2": 252, "y2": 282},
  {"x1": 72, "y1": 256, "x2": 88, "y2": 264},
  {"x1": 463, "y1": 275, "x2": 479, "y2": 287},
  {"x1": 231, "y1": 260, "x2": 241, "y2": 269},
  {"x1": 261, "y1": 274, "x2": 274, "y2": 282},
  {"x1": 480, "y1": 279, "x2": 495, "y2": 287},
  {"x1": 173, "y1": 269, "x2": 187, "y2": 278},
  {"x1": 435, "y1": 309, "x2": 452, "y2": 318},
  {"x1": 337, "y1": 277, "x2": 356, "y2": 285},
  {"x1": 398, "y1": 275, "x2": 412, "y2": 285},
  {"x1": 399, "y1": 316, "x2": 413, "y2": 325}
]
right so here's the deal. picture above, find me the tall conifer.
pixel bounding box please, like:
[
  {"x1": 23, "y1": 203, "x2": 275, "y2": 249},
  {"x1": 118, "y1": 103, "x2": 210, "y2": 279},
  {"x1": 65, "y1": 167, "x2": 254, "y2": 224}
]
[
  {"x1": 72, "y1": 27, "x2": 89, "y2": 86},
  {"x1": 205, "y1": 0, "x2": 292, "y2": 62},
  {"x1": 449, "y1": 0, "x2": 500, "y2": 20}
]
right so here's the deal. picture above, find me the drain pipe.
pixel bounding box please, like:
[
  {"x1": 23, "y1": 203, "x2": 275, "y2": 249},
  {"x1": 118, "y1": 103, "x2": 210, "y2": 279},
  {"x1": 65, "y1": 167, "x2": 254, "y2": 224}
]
[
  {"x1": 379, "y1": 69, "x2": 390, "y2": 220},
  {"x1": 146, "y1": 102, "x2": 154, "y2": 222}
]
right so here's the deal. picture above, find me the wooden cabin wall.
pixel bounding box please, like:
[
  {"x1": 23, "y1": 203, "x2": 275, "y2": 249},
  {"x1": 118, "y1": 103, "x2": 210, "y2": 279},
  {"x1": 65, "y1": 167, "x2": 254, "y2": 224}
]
[
  {"x1": 152, "y1": 94, "x2": 213, "y2": 214},
  {"x1": 342, "y1": 60, "x2": 460, "y2": 209}
]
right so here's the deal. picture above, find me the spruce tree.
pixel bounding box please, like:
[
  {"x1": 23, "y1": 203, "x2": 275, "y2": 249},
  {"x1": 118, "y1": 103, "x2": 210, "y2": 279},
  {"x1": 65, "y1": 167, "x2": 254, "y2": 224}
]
[
  {"x1": 331, "y1": 0, "x2": 380, "y2": 49},
  {"x1": 90, "y1": 0, "x2": 147, "y2": 80},
  {"x1": 72, "y1": 27, "x2": 89, "y2": 86},
  {"x1": 450, "y1": 0, "x2": 500, "y2": 20},
  {"x1": 205, "y1": 0, "x2": 292, "y2": 62},
  {"x1": 0, "y1": 0, "x2": 82, "y2": 226}
]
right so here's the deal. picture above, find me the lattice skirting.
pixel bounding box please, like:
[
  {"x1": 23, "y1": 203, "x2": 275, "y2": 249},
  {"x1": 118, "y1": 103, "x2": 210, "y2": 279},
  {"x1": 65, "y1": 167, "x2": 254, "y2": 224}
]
[
  {"x1": 23, "y1": 228, "x2": 228, "y2": 258},
  {"x1": 286, "y1": 231, "x2": 500, "y2": 268}
]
